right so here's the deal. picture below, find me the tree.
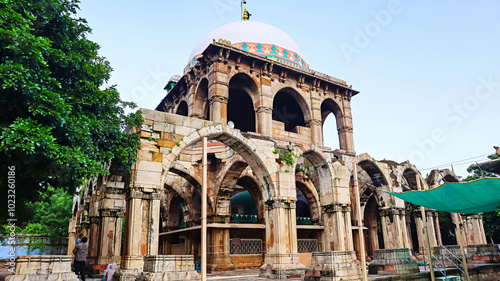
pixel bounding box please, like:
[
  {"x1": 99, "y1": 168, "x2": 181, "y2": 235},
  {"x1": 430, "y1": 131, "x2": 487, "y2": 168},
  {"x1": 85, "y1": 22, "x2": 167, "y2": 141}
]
[
  {"x1": 0, "y1": 0, "x2": 142, "y2": 222},
  {"x1": 463, "y1": 154, "x2": 500, "y2": 243}
]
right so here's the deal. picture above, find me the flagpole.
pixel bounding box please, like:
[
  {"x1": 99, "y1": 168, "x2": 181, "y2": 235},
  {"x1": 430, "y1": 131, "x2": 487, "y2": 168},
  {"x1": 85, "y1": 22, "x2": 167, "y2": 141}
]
[{"x1": 201, "y1": 137, "x2": 207, "y2": 281}]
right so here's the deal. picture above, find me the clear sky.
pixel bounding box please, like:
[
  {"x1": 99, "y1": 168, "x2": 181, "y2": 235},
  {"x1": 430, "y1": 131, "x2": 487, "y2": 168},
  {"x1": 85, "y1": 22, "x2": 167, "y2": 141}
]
[{"x1": 77, "y1": 0, "x2": 500, "y2": 178}]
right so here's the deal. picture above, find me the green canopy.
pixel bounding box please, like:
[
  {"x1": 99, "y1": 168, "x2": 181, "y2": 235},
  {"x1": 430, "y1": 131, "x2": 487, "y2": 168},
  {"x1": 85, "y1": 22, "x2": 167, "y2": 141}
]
[{"x1": 387, "y1": 177, "x2": 500, "y2": 214}]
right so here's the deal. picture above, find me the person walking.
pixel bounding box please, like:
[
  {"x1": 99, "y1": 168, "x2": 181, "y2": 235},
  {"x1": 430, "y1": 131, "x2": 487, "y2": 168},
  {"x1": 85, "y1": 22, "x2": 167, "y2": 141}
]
[{"x1": 73, "y1": 236, "x2": 88, "y2": 281}]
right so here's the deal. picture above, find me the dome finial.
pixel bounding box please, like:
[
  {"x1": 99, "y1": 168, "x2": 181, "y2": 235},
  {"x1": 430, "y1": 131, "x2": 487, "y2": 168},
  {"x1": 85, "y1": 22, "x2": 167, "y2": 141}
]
[{"x1": 243, "y1": 6, "x2": 251, "y2": 21}]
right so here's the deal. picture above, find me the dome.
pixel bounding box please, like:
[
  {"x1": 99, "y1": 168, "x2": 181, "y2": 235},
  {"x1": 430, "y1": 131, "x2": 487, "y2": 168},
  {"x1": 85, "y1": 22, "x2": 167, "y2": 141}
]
[{"x1": 185, "y1": 21, "x2": 308, "y2": 73}]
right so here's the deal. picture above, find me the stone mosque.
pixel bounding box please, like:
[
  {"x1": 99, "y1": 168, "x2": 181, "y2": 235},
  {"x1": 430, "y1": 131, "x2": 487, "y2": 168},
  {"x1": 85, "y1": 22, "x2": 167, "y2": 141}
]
[{"x1": 59, "y1": 20, "x2": 494, "y2": 280}]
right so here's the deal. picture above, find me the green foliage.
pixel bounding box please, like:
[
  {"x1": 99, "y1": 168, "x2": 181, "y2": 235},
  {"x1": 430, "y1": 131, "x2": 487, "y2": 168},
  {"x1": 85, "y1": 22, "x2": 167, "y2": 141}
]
[
  {"x1": 0, "y1": 185, "x2": 72, "y2": 251},
  {"x1": 462, "y1": 156, "x2": 500, "y2": 243},
  {"x1": 0, "y1": 0, "x2": 142, "y2": 221},
  {"x1": 278, "y1": 149, "x2": 295, "y2": 166},
  {"x1": 272, "y1": 148, "x2": 279, "y2": 154},
  {"x1": 438, "y1": 210, "x2": 457, "y2": 245},
  {"x1": 25, "y1": 186, "x2": 73, "y2": 239}
]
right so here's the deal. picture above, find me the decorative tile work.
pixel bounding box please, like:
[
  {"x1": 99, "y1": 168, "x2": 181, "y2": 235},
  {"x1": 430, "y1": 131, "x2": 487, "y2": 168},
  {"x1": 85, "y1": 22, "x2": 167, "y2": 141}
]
[
  {"x1": 232, "y1": 41, "x2": 309, "y2": 68},
  {"x1": 184, "y1": 42, "x2": 309, "y2": 74}
]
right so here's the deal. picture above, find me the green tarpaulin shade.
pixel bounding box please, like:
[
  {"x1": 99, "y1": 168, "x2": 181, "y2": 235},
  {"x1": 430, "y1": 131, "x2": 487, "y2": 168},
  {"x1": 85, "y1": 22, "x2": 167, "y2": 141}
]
[{"x1": 387, "y1": 177, "x2": 500, "y2": 214}]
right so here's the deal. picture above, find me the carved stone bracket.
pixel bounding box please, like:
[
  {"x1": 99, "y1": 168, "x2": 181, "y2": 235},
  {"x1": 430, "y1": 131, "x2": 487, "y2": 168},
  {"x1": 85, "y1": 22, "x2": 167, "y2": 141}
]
[
  {"x1": 256, "y1": 106, "x2": 273, "y2": 114},
  {"x1": 305, "y1": 119, "x2": 322, "y2": 127},
  {"x1": 209, "y1": 95, "x2": 228, "y2": 105}
]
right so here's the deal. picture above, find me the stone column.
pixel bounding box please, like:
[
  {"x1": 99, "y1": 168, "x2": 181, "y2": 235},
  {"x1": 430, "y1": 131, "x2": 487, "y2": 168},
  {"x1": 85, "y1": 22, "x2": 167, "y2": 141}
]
[
  {"x1": 380, "y1": 208, "x2": 407, "y2": 250},
  {"x1": 426, "y1": 210, "x2": 438, "y2": 247},
  {"x1": 434, "y1": 211, "x2": 443, "y2": 246},
  {"x1": 414, "y1": 211, "x2": 426, "y2": 253},
  {"x1": 208, "y1": 63, "x2": 228, "y2": 124},
  {"x1": 463, "y1": 214, "x2": 486, "y2": 245},
  {"x1": 87, "y1": 191, "x2": 101, "y2": 270},
  {"x1": 322, "y1": 204, "x2": 351, "y2": 252},
  {"x1": 67, "y1": 216, "x2": 77, "y2": 256},
  {"x1": 96, "y1": 189, "x2": 126, "y2": 266},
  {"x1": 451, "y1": 213, "x2": 465, "y2": 246},
  {"x1": 399, "y1": 211, "x2": 411, "y2": 249},
  {"x1": 260, "y1": 200, "x2": 304, "y2": 279},
  {"x1": 208, "y1": 228, "x2": 233, "y2": 271},
  {"x1": 256, "y1": 75, "x2": 273, "y2": 136},
  {"x1": 307, "y1": 119, "x2": 323, "y2": 146},
  {"x1": 477, "y1": 214, "x2": 487, "y2": 244},
  {"x1": 338, "y1": 95, "x2": 355, "y2": 153},
  {"x1": 118, "y1": 188, "x2": 161, "y2": 279},
  {"x1": 309, "y1": 95, "x2": 323, "y2": 146},
  {"x1": 256, "y1": 106, "x2": 272, "y2": 136}
]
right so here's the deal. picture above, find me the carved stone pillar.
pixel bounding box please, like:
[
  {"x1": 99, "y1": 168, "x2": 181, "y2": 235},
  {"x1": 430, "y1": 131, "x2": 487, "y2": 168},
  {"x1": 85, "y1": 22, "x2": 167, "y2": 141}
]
[
  {"x1": 309, "y1": 95, "x2": 323, "y2": 146},
  {"x1": 67, "y1": 216, "x2": 77, "y2": 256},
  {"x1": 463, "y1": 214, "x2": 487, "y2": 245},
  {"x1": 425, "y1": 210, "x2": 438, "y2": 247},
  {"x1": 339, "y1": 96, "x2": 355, "y2": 153},
  {"x1": 380, "y1": 208, "x2": 407, "y2": 250},
  {"x1": 207, "y1": 227, "x2": 233, "y2": 271},
  {"x1": 322, "y1": 204, "x2": 351, "y2": 252},
  {"x1": 414, "y1": 211, "x2": 427, "y2": 253},
  {"x1": 256, "y1": 106, "x2": 272, "y2": 136},
  {"x1": 260, "y1": 200, "x2": 304, "y2": 279},
  {"x1": 306, "y1": 119, "x2": 323, "y2": 146},
  {"x1": 118, "y1": 188, "x2": 161, "y2": 279},
  {"x1": 208, "y1": 63, "x2": 228, "y2": 124}
]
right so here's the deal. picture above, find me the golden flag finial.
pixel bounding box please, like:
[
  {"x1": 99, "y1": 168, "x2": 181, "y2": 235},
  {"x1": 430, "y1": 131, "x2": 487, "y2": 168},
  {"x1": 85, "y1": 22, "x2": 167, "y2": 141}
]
[{"x1": 243, "y1": 6, "x2": 250, "y2": 21}]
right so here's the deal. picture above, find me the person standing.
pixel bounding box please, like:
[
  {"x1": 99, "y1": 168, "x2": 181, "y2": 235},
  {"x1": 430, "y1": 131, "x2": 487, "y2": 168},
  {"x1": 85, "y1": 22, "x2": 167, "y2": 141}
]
[{"x1": 73, "y1": 236, "x2": 88, "y2": 281}]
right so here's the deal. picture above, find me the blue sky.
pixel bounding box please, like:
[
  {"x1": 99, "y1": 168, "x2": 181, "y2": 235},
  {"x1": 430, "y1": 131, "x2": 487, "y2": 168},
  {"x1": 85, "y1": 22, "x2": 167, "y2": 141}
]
[{"x1": 78, "y1": 0, "x2": 500, "y2": 178}]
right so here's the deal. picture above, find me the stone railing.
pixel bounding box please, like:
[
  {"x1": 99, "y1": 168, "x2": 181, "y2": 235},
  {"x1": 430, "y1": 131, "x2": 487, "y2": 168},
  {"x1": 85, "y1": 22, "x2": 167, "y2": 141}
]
[
  {"x1": 137, "y1": 255, "x2": 199, "y2": 281},
  {"x1": 368, "y1": 248, "x2": 419, "y2": 275},
  {"x1": 433, "y1": 244, "x2": 500, "y2": 264},
  {"x1": 6, "y1": 255, "x2": 78, "y2": 281}
]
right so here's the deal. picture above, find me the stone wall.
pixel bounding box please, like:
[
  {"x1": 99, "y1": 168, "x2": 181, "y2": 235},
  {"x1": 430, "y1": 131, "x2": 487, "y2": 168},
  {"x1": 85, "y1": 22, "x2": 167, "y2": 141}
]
[
  {"x1": 305, "y1": 251, "x2": 362, "y2": 281},
  {"x1": 6, "y1": 255, "x2": 78, "y2": 281}
]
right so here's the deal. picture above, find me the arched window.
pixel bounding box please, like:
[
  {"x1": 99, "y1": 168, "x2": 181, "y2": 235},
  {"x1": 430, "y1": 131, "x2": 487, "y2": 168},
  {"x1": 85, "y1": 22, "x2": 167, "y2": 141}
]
[
  {"x1": 272, "y1": 88, "x2": 307, "y2": 132},
  {"x1": 176, "y1": 101, "x2": 188, "y2": 116},
  {"x1": 227, "y1": 74, "x2": 256, "y2": 132},
  {"x1": 321, "y1": 99, "x2": 342, "y2": 149},
  {"x1": 194, "y1": 79, "x2": 209, "y2": 120}
]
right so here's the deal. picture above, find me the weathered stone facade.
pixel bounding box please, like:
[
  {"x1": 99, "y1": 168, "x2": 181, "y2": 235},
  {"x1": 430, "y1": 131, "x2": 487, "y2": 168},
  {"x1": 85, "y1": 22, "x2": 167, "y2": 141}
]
[
  {"x1": 64, "y1": 31, "x2": 489, "y2": 280},
  {"x1": 5, "y1": 255, "x2": 79, "y2": 281}
]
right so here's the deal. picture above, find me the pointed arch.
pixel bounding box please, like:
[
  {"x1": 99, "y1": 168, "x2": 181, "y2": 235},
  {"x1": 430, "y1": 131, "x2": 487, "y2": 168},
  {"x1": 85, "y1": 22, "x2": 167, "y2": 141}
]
[
  {"x1": 176, "y1": 100, "x2": 188, "y2": 116},
  {"x1": 227, "y1": 73, "x2": 257, "y2": 132},
  {"x1": 273, "y1": 87, "x2": 311, "y2": 132},
  {"x1": 161, "y1": 124, "x2": 277, "y2": 202},
  {"x1": 192, "y1": 78, "x2": 209, "y2": 120}
]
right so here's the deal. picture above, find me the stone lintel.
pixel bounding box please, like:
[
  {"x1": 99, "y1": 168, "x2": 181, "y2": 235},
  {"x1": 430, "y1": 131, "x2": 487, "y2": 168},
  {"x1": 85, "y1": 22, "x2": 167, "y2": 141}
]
[{"x1": 265, "y1": 199, "x2": 296, "y2": 210}]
